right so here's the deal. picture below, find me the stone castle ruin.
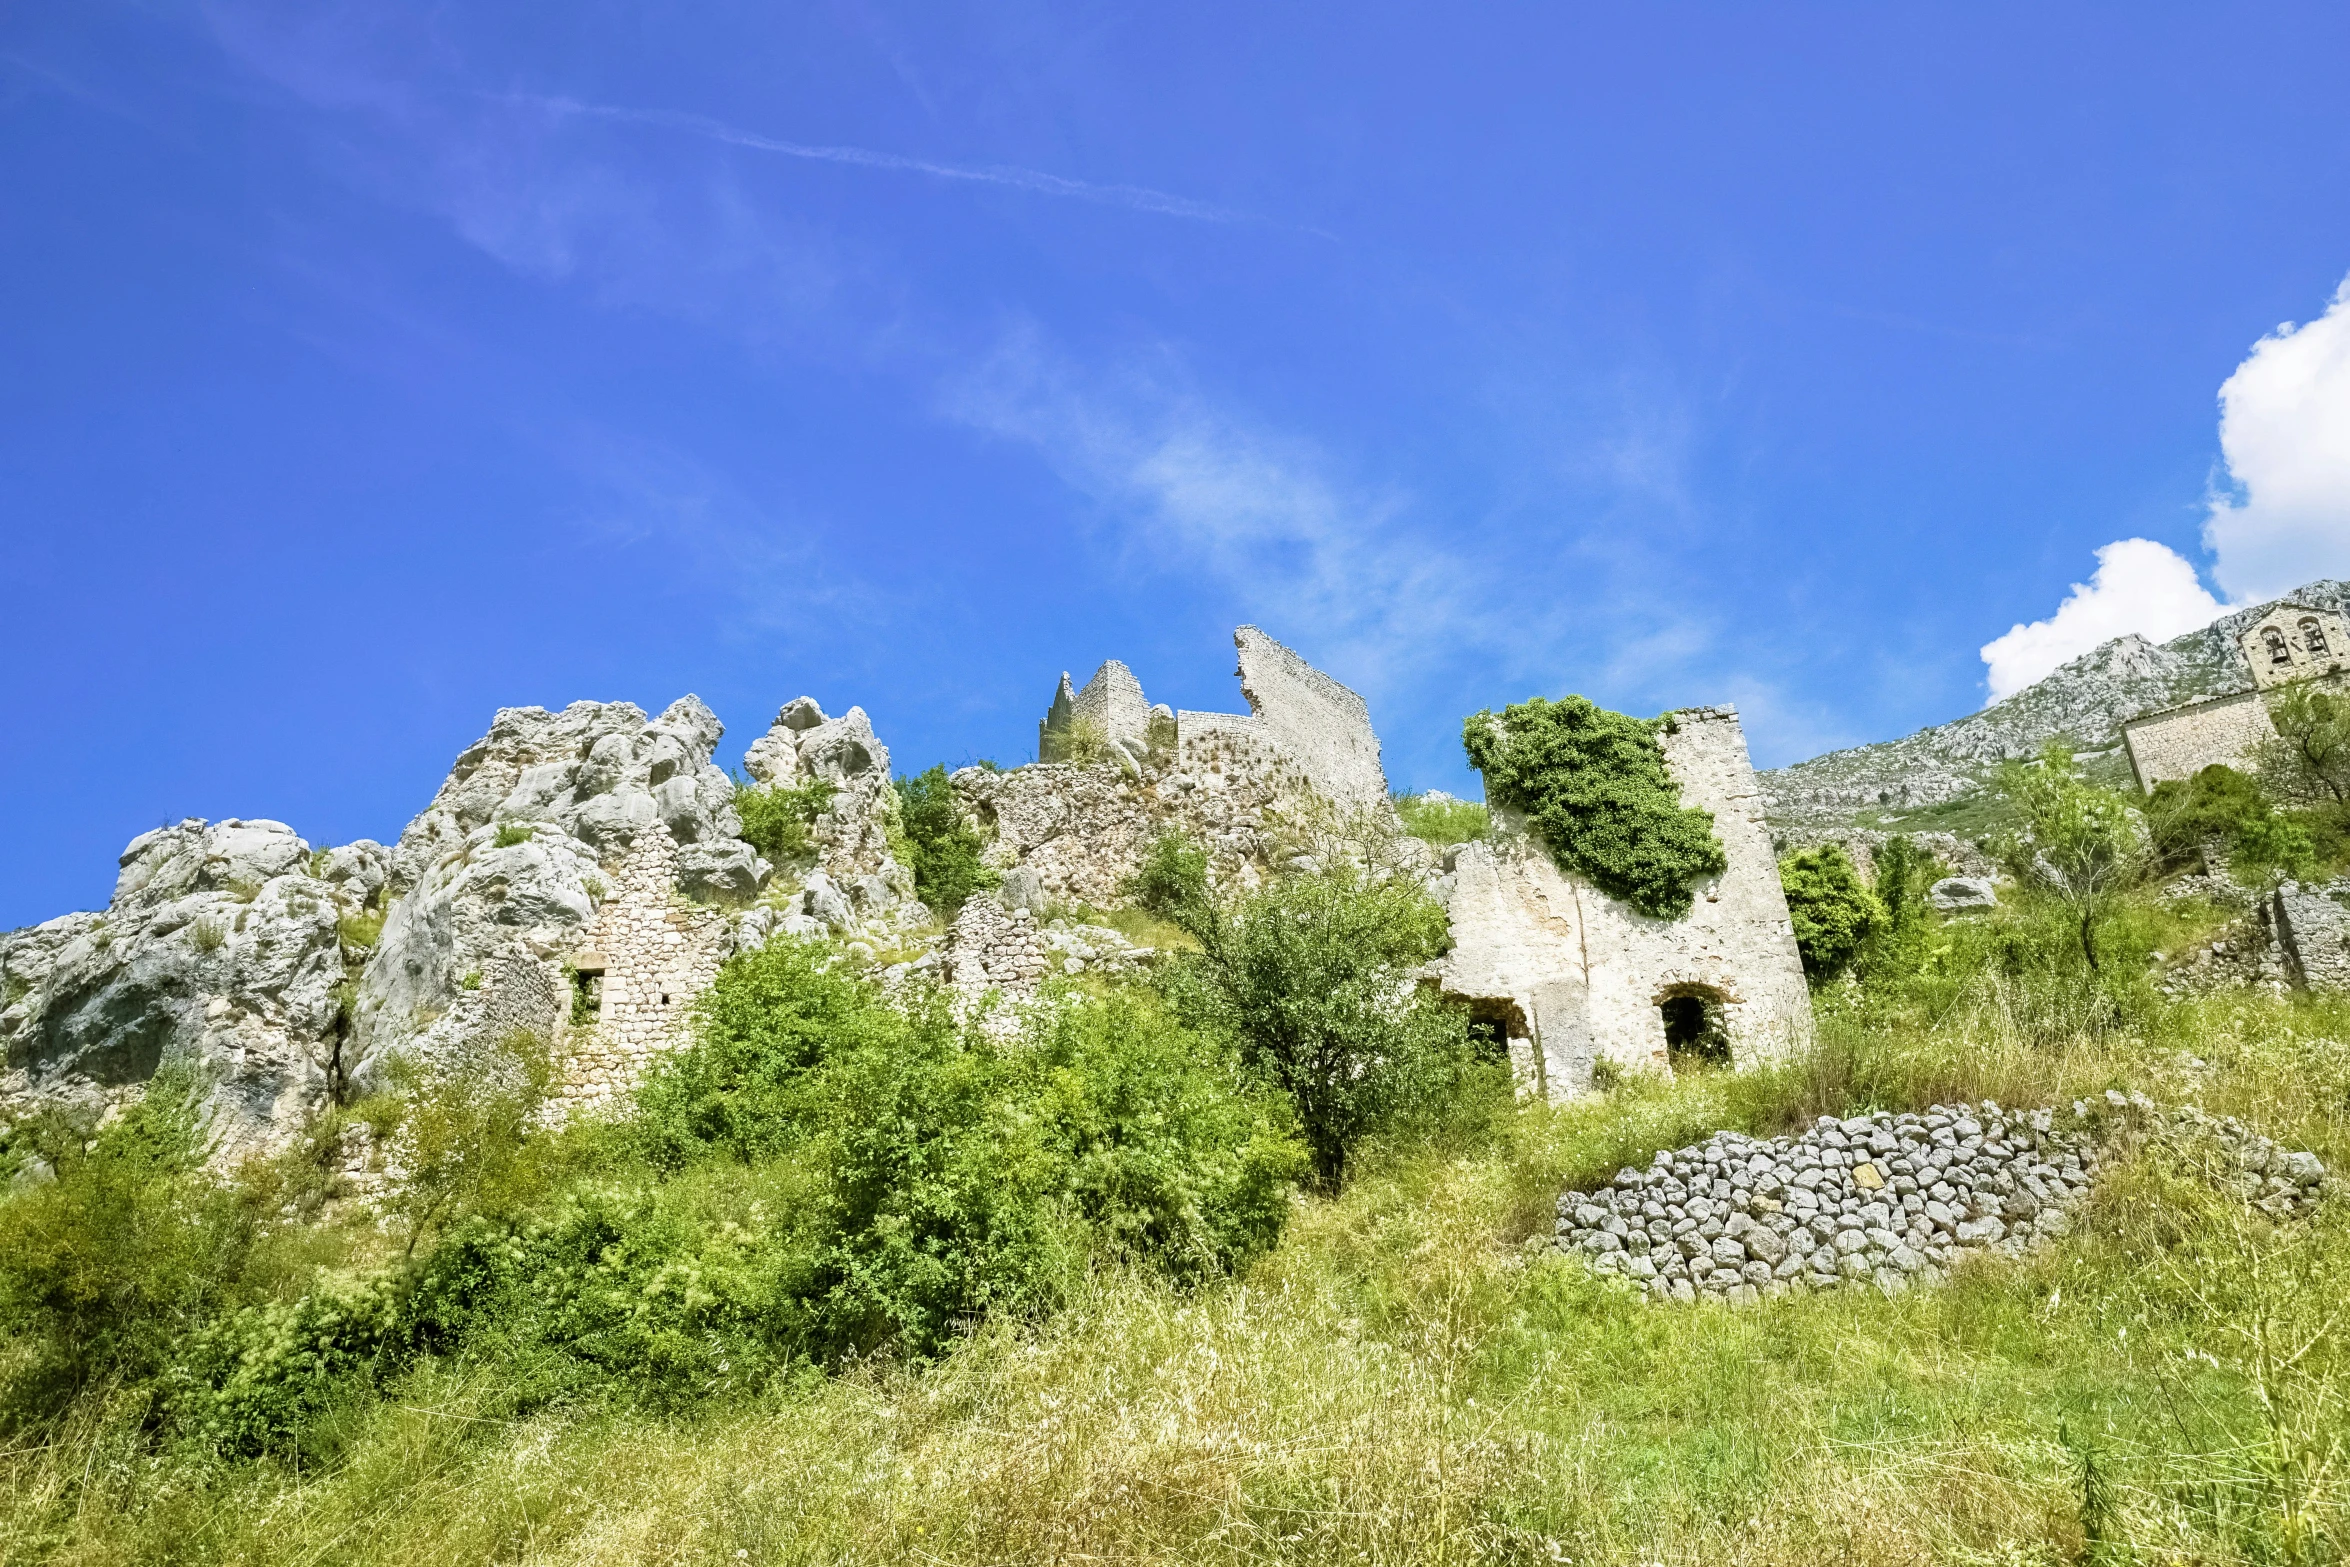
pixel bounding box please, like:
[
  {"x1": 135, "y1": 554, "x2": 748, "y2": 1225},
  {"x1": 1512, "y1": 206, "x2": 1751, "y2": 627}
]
[
  {"x1": 1432, "y1": 706, "x2": 1813, "y2": 1100},
  {"x1": 2122, "y1": 601, "x2": 2350, "y2": 789},
  {"x1": 1, "y1": 622, "x2": 1809, "y2": 1157}
]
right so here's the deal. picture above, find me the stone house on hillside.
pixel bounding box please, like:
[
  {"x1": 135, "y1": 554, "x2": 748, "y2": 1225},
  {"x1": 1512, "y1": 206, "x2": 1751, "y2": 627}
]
[
  {"x1": 2122, "y1": 602, "x2": 2350, "y2": 790},
  {"x1": 1432, "y1": 706, "x2": 1812, "y2": 1101}
]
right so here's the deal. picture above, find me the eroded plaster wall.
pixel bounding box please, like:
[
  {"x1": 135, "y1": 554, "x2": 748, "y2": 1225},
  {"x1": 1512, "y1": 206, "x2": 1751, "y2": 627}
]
[
  {"x1": 2122, "y1": 690, "x2": 2278, "y2": 789},
  {"x1": 1435, "y1": 706, "x2": 1812, "y2": 1100}
]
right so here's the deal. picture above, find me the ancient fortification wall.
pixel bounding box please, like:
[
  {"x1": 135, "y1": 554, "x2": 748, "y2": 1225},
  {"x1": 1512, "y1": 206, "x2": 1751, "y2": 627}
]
[
  {"x1": 2122, "y1": 689, "x2": 2276, "y2": 790},
  {"x1": 1232, "y1": 626, "x2": 1391, "y2": 812},
  {"x1": 1434, "y1": 706, "x2": 1811, "y2": 1100},
  {"x1": 553, "y1": 827, "x2": 733, "y2": 1112}
]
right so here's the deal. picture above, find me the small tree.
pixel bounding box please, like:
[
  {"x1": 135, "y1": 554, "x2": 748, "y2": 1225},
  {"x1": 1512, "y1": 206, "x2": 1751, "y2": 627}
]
[
  {"x1": 378, "y1": 1032, "x2": 553, "y2": 1258},
  {"x1": 2260, "y1": 683, "x2": 2350, "y2": 806},
  {"x1": 1130, "y1": 834, "x2": 1469, "y2": 1190},
  {"x1": 1778, "y1": 845, "x2": 1882, "y2": 982},
  {"x1": 893, "y1": 765, "x2": 999, "y2": 916},
  {"x1": 1994, "y1": 743, "x2": 2151, "y2": 973}
]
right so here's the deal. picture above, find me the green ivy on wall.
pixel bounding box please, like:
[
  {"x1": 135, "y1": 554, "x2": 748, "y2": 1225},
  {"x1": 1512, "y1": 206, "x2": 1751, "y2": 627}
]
[{"x1": 1461, "y1": 695, "x2": 1727, "y2": 919}]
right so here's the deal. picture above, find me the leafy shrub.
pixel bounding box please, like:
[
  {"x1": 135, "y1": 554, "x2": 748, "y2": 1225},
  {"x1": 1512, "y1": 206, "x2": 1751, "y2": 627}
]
[
  {"x1": 637, "y1": 940, "x2": 1301, "y2": 1355},
  {"x1": 1394, "y1": 792, "x2": 1489, "y2": 848},
  {"x1": 2146, "y1": 764, "x2": 2315, "y2": 879},
  {"x1": 1135, "y1": 841, "x2": 1479, "y2": 1189},
  {"x1": 375, "y1": 1032, "x2": 558, "y2": 1259},
  {"x1": 2261, "y1": 681, "x2": 2350, "y2": 804},
  {"x1": 1995, "y1": 743, "x2": 2152, "y2": 972},
  {"x1": 734, "y1": 775, "x2": 836, "y2": 865},
  {"x1": 1462, "y1": 696, "x2": 1726, "y2": 918},
  {"x1": 893, "y1": 765, "x2": 999, "y2": 916},
  {"x1": 1778, "y1": 845, "x2": 1882, "y2": 981},
  {"x1": 0, "y1": 1070, "x2": 259, "y2": 1434}
]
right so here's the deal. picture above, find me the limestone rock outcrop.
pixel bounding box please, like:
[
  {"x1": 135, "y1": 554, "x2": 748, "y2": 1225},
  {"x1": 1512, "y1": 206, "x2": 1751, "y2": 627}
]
[
  {"x1": 0, "y1": 819, "x2": 379, "y2": 1160},
  {"x1": 353, "y1": 696, "x2": 764, "y2": 1087}
]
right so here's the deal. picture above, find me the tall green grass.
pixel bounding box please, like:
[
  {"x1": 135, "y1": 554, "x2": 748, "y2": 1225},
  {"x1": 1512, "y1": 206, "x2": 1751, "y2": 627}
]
[{"x1": 5, "y1": 890, "x2": 2348, "y2": 1565}]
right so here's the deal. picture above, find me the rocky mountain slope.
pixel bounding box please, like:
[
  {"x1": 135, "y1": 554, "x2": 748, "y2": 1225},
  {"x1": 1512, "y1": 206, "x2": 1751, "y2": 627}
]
[{"x1": 1759, "y1": 579, "x2": 2350, "y2": 846}]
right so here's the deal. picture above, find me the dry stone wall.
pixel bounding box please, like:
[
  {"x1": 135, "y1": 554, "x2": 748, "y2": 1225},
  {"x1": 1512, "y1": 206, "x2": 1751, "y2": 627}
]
[{"x1": 1554, "y1": 1095, "x2": 2330, "y2": 1306}]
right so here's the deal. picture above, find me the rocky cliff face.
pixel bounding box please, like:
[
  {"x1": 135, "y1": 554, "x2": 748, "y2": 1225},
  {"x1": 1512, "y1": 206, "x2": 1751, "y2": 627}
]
[
  {"x1": 0, "y1": 688, "x2": 926, "y2": 1161},
  {"x1": 1, "y1": 819, "x2": 385, "y2": 1160},
  {"x1": 1761, "y1": 580, "x2": 2350, "y2": 845}
]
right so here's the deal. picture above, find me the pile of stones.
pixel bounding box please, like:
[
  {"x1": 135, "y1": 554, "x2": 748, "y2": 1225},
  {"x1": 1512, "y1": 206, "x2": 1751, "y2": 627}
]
[
  {"x1": 1554, "y1": 1095, "x2": 2331, "y2": 1306},
  {"x1": 1556, "y1": 1102, "x2": 2100, "y2": 1305}
]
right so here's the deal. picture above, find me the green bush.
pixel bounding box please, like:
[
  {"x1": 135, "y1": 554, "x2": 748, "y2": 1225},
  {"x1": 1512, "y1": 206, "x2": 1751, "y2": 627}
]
[
  {"x1": 1461, "y1": 696, "x2": 1726, "y2": 918},
  {"x1": 0, "y1": 1070, "x2": 259, "y2": 1435},
  {"x1": 734, "y1": 775, "x2": 835, "y2": 865},
  {"x1": 1136, "y1": 843, "x2": 1483, "y2": 1190},
  {"x1": 893, "y1": 764, "x2": 999, "y2": 916},
  {"x1": 2146, "y1": 763, "x2": 2315, "y2": 879},
  {"x1": 1394, "y1": 792, "x2": 1489, "y2": 848},
  {"x1": 1778, "y1": 845, "x2": 1882, "y2": 982}
]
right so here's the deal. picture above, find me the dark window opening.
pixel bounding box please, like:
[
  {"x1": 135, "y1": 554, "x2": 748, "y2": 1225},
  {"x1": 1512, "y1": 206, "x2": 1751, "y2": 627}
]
[
  {"x1": 1455, "y1": 995, "x2": 1527, "y2": 1063},
  {"x1": 659, "y1": 992, "x2": 671, "y2": 1007},
  {"x1": 571, "y1": 965, "x2": 603, "y2": 1024},
  {"x1": 1661, "y1": 993, "x2": 1729, "y2": 1069}
]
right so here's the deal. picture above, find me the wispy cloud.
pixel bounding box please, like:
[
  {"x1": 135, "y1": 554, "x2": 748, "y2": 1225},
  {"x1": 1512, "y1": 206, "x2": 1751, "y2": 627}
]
[
  {"x1": 940, "y1": 327, "x2": 1486, "y2": 695},
  {"x1": 499, "y1": 93, "x2": 1256, "y2": 226}
]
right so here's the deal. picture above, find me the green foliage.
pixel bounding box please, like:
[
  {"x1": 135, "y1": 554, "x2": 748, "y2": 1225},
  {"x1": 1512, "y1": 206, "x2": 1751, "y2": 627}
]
[
  {"x1": 335, "y1": 909, "x2": 384, "y2": 950},
  {"x1": 1393, "y1": 791, "x2": 1489, "y2": 848},
  {"x1": 640, "y1": 939, "x2": 1301, "y2": 1356},
  {"x1": 491, "y1": 822, "x2": 535, "y2": 849},
  {"x1": 1144, "y1": 847, "x2": 1480, "y2": 1190},
  {"x1": 2262, "y1": 681, "x2": 2350, "y2": 804},
  {"x1": 1995, "y1": 742, "x2": 2153, "y2": 973},
  {"x1": 1777, "y1": 845, "x2": 1882, "y2": 982},
  {"x1": 893, "y1": 764, "x2": 999, "y2": 916},
  {"x1": 733, "y1": 774, "x2": 836, "y2": 866},
  {"x1": 1462, "y1": 696, "x2": 1727, "y2": 918},
  {"x1": 2146, "y1": 763, "x2": 2316, "y2": 879},
  {"x1": 0, "y1": 1070, "x2": 259, "y2": 1435},
  {"x1": 375, "y1": 1033, "x2": 556, "y2": 1259}
]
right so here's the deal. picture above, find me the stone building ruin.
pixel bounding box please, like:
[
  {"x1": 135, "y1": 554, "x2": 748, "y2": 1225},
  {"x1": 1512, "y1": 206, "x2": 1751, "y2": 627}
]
[
  {"x1": 1431, "y1": 706, "x2": 1812, "y2": 1101},
  {"x1": 2122, "y1": 601, "x2": 2350, "y2": 789}
]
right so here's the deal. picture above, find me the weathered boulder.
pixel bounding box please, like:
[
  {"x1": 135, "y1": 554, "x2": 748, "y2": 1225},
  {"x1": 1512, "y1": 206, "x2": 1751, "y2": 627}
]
[
  {"x1": 1, "y1": 819, "x2": 376, "y2": 1160},
  {"x1": 1929, "y1": 876, "x2": 1999, "y2": 913}
]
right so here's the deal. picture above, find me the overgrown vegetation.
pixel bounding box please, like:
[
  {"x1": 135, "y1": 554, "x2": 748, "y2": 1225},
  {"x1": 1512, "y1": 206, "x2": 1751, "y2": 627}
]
[
  {"x1": 733, "y1": 773, "x2": 836, "y2": 865},
  {"x1": 10, "y1": 788, "x2": 2350, "y2": 1563},
  {"x1": 1778, "y1": 843, "x2": 1880, "y2": 981},
  {"x1": 1393, "y1": 790, "x2": 1489, "y2": 847},
  {"x1": 1463, "y1": 695, "x2": 1727, "y2": 917},
  {"x1": 2147, "y1": 762, "x2": 2317, "y2": 879},
  {"x1": 1126, "y1": 831, "x2": 1488, "y2": 1190},
  {"x1": 893, "y1": 764, "x2": 999, "y2": 916}
]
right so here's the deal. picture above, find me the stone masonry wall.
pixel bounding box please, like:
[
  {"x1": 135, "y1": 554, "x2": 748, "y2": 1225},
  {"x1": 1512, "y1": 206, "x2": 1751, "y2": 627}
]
[
  {"x1": 1435, "y1": 706, "x2": 1812, "y2": 1100},
  {"x1": 554, "y1": 827, "x2": 732, "y2": 1112},
  {"x1": 1231, "y1": 626, "x2": 1391, "y2": 813},
  {"x1": 2122, "y1": 688, "x2": 2276, "y2": 789}
]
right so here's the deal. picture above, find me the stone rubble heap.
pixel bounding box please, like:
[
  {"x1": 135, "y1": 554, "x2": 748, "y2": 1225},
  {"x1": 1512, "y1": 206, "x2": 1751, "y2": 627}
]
[{"x1": 1555, "y1": 1094, "x2": 2330, "y2": 1306}]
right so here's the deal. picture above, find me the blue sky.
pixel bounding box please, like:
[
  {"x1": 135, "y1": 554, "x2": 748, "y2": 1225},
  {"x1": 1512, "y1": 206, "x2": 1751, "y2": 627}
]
[{"x1": 6, "y1": 3, "x2": 2350, "y2": 927}]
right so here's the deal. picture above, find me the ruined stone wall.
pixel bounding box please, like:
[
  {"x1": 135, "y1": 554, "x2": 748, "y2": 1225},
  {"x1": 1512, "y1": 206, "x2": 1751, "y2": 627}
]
[
  {"x1": 1233, "y1": 626, "x2": 1390, "y2": 812},
  {"x1": 1435, "y1": 706, "x2": 1812, "y2": 1100},
  {"x1": 2122, "y1": 689, "x2": 2276, "y2": 789},
  {"x1": 553, "y1": 827, "x2": 733, "y2": 1112},
  {"x1": 2272, "y1": 880, "x2": 2350, "y2": 991}
]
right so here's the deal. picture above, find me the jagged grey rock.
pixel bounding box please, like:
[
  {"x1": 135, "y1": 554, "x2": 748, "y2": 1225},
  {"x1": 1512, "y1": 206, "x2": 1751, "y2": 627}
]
[{"x1": 0, "y1": 819, "x2": 370, "y2": 1160}]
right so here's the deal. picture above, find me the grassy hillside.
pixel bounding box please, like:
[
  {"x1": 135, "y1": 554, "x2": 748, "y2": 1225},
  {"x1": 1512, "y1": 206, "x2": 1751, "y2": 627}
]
[{"x1": 3, "y1": 876, "x2": 2347, "y2": 1563}]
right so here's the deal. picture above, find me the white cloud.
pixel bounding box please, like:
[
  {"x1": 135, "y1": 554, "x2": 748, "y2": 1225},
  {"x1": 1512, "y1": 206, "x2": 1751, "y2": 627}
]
[
  {"x1": 941, "y1": 329, "x2": 1484, "y2": 695},
  {"x1": 2205, "y1": 275, "x2": 2350, "y2": 602},
  {"x1": 1979, "y1": 538, "x2": 2223, "y2": 701}
]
